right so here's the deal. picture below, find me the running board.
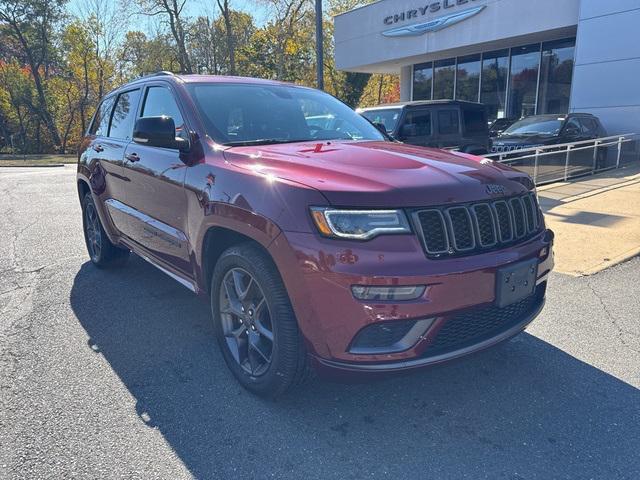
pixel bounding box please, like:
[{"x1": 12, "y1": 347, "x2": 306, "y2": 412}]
[{"x1": 139, "y1": 254, "x2": 196, "y2": 293}]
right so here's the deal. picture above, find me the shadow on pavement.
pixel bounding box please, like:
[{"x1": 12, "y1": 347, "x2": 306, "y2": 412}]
[{"x1": 70, "y1": 257, "x2": 640, "y2": 479}]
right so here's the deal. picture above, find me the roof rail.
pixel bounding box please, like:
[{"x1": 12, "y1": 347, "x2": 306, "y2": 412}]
[{"x1": 137, "y1": 70, "x2": 175, "y2": 79}]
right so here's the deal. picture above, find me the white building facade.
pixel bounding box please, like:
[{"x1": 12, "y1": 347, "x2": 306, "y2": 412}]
[{"x1": 334, "y1": 0, "x2": 640, "y2": 134}]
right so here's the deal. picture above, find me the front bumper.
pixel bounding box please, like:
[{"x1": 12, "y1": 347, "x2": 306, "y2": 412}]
[{"x1": 268, "y1": 227, "x2": 554, "y2": 369}]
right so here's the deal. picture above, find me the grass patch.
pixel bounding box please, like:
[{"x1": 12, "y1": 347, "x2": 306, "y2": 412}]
[{"x1": 0, "y1": 154, "x2": 76, "y2": 167}]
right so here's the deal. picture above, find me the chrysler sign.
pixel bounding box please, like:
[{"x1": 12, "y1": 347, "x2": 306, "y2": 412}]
[{"x1": 382, "y1": 1, "x2": 485, "y2": 37}]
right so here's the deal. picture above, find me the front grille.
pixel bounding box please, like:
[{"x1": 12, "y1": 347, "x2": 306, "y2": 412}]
[
  {"x1": 414, "y1": 193, "x2": 540, "y2": 258},
  {"x1": 422, "y1": 284, "x2": 545, "y2": 358}
]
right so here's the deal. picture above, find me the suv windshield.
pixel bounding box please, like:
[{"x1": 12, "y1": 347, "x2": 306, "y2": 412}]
[
  {"x1": 359, "y1": 108, "x2": 402, "y2": 133},
  {"x1": 503, "y1": 116, "x2": 564, "y2": 136},
  {"x1": 187, "y1": 83, "x2": 385, "y2": 146}
]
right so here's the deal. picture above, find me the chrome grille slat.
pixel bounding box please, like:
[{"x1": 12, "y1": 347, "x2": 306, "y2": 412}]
[{"x1": 414, "y1": 193, "x2": 541, "y2": 258}]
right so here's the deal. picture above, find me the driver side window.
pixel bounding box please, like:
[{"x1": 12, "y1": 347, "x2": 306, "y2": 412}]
[{"x1": 141, "y1": 86, "x2": 186, "y2": 139}]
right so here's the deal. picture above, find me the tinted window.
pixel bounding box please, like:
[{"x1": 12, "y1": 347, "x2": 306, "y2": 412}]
[
  {"x1": 438, "y1": 110, "x2": 459, "y2": 135},
  {"x1": 463, "y1": 109, "x2": 487, "y2": 135},
  {"x1": 403, "y1": 110, "x2": 431, "y2": 137},
  {"x1": 580, "y1": 117, "x2": 599, "y2": 136},
  {"x1": 142, "y1": 86, "x2": 185, "y2": 137},
  {"x1": 360, "y1": 108, "x2": 402, "y2": 133},
  {"x1": 564, "y1": 118, "x2": 581, "y2": 135},
  {"x1": 109, "y1": 89, "x2": 141, "y2": 140},
  {"x1": 90, "y1": 96, "x2": 115, "y2": 136}
]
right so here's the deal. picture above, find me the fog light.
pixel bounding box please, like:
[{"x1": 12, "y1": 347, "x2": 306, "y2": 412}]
[{"x1": 351, "y1": 285, "x2": 426, "y2": 301}]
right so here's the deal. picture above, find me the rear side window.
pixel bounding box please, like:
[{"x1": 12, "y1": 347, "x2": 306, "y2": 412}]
[
  {"x1": 438, "y1": 110, "x2": 459, "y2": 135},
  {"x1": 462, "y1": 109, "x2": 487, "y2": 135},
  {"x1": 89, "y1": 96, "x2": 115, "y2": 136},
  {"x1": 141, "y1": 86, "x2": 185, "y2": 137},
  {"x1": 108, "y1": 89, "x2": 141, "y2": 140},
  {"x1": 403, "y1": 110, "x2": 432, "y2": 137}
]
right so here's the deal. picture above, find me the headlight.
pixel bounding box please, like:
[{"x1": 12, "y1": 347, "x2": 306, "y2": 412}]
[{"x1": 310, "y1": 208, "x2": 411, "y2": 240}]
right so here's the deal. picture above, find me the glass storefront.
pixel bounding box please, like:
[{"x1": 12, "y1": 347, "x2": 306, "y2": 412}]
[
  {"x1": 412, "y1": 38, "x2": 576, "y2": 122},
  {"x1": 433, "y1": 58, "x2": 455, "y2": 99},
  {"x1": 538, "y1": 38, "x2": 576, "y2": 114},
  {"x1": 480, "y1": 49, "x2": 509, "y2": 121},
  {"x1": 413, "y1": 62, "x2": 433, "y2": 101},
  {"x1": 456, "y1": 54, "x2": 481, "y2": 103}
]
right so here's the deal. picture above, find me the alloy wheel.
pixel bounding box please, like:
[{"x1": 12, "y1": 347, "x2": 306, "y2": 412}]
[
  {"x1": 85, "y1": 202, "x2": 102, "y2": 262},
  {"x1": 219, "y1": 267, "x2": 274, "y2": 376}
]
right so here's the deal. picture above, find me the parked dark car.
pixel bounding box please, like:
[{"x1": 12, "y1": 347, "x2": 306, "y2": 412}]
[
  {"x1": 491, "y1": 114, "x2": 607, "y2": 153},
  {"x1": 358, "y1": 100, "x2": 490, "y2": 155},
  {"x1": 77, "y1": 73, "x2": 553, "y2": 397},
  {"x1": 488, "y1": 117, "x2": 517, "y2": 138}
]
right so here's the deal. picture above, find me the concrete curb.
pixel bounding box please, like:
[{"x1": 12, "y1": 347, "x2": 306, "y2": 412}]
[{"x1": 0, "y1": 163, "x2": 66, "y2": 168}]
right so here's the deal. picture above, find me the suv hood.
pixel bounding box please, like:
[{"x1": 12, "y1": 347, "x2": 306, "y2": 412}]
[{"x1": 222, "y1": 141, "x2": 532, "y2": 207}]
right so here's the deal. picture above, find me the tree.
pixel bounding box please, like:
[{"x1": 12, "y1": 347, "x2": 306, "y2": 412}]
[
  {"x1": 136, "y1": 0, "x2": 192, "y2": 73},
  {"x1": 215, "y1": 0, "x2": 236, "y2": 75},
  {"x1": 0, "y1": 0, "x2": 66, "y2": 151}
]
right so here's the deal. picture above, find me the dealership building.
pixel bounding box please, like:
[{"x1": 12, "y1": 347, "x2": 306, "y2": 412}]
[{"x1": 334, "y1": 0, "x2": 640, "y2": 134}]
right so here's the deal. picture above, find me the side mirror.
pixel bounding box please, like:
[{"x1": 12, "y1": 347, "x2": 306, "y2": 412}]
[{"x1": 133, "y1": 116, "x2": 189, "y2": 151}]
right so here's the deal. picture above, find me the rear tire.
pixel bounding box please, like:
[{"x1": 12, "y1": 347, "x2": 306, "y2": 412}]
[
  {"x1": 82, "y1": 193, "x2": 130, "y2": 268},
  {"x1": 210, "y1": 243, "x2": 310, "y2": 398}
]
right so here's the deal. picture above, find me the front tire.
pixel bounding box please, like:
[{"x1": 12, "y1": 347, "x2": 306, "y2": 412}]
[
  {"x1": 82, "y1": 193, "x2": 129, "y2": 268},
  {"x1": 210, "y1": 243, "x2": 310, "y2": 398}
]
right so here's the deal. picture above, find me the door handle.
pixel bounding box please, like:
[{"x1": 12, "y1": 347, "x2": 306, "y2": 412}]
[
  {"x1": 126, "y1": 153, "x2": 140, "y2": 162},
  {"x1": 92, "y1": 144, "x2": 104, "y2": 153}
]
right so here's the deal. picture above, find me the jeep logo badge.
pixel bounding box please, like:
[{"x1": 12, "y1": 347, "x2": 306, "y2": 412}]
[{"x1": 486, "y1": 184, "x2": 507, "y2": 196}]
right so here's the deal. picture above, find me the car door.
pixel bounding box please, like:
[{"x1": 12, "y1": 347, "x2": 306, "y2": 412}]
[
  {"x1": 435, "y1": 108, "x2": 461, "y2": 150},
  {"x1": 88, "y1": 92, "x2": 139, "y2": 234},
  {"x1": 120, "y1": 83, "x2": 191, "y2": 273},
  {"x1": 397, "y1": 109, "x2": 434, "y2": 147}
]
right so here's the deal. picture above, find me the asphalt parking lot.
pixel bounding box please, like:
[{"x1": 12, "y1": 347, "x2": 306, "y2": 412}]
[{"x1": 1, "y1": 165, "x2": 639, "y2": 479}]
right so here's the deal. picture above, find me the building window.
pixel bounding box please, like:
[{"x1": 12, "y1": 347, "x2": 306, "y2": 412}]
[
  {"x1": 433, "y1": 58, "x2": 455, "y2": 99},
  {"x1": 455, "y1": 54, "x2": 481, "y2": 102},
  {"x1": 507, "y1": 43, "x2": 540, "y2": 119},
  {"x1": 480, "y1": 49, "x2": 509, "y2": 122},
  {"x1": 538, "y1": 38, "x2": 575, "y2": 114},
  {"x1": 413, "y1": 62, "x2": 433, "y2": 100}
]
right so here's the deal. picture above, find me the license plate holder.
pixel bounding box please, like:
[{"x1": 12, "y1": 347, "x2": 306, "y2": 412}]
[{"x1": 496, "y1": 259, "x2": 538, "y2": 308}]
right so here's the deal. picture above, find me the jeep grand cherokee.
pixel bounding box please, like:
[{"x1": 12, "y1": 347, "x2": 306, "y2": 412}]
[{"x1": 77, "y1": 72, "x2": 554, "y2": 397}]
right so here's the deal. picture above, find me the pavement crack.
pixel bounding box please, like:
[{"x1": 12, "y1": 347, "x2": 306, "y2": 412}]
[{"x1": 585, "y1": 278, "x2": 640, "y2": 353}]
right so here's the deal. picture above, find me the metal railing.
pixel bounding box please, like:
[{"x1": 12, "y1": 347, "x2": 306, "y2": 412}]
[{"x1": 484, "y1": 133, "x2": 640, "y2": 185}]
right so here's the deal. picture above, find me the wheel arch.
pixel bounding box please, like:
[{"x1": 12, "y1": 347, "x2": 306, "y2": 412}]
[{"x1": 200, "y1": 226, "x2": 278, "y2": 295}]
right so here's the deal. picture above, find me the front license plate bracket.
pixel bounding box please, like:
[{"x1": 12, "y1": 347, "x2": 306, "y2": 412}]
[{"x1": 496, "y1": 259, "x2": 538, "y2": 308}]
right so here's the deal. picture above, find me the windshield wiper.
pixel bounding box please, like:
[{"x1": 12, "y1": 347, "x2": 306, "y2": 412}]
[{"x1": 223, "y1": 138, "x2": 299, "y2": 147}]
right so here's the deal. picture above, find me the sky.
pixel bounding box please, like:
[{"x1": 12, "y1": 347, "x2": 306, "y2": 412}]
[{"x1": 67, "y1": 0, "x2": 272, "y2": 31}]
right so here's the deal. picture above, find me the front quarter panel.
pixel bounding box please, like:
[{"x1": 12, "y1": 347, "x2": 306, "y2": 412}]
[{"x1": 183, "y1": 148, "x2": 328, "y2": 292}]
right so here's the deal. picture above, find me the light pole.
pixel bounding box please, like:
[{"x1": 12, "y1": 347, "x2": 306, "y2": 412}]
[{"x1": 315, "y1": 0, "x2": 324, "y2": 90}]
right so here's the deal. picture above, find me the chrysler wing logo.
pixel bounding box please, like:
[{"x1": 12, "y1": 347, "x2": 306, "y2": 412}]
[
  {"x1": 485, "y1": 184, "x2": 507, "y2": 196},
  {"x1": 382, "y1": 5, "x2": 485, "y2": 37}
]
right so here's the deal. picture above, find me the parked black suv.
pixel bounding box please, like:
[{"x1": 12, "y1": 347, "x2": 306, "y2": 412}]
[
  {"x1": 358, "y1": 100, "x2": 490, "y2": 155},
  {"x1": 491, "y1": 113, "x2": 607, "y2": 154}
]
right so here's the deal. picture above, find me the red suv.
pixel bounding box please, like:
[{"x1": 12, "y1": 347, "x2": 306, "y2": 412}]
[{"x1": 77, "y1": 73, "x2": 554, "y2": 397}]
